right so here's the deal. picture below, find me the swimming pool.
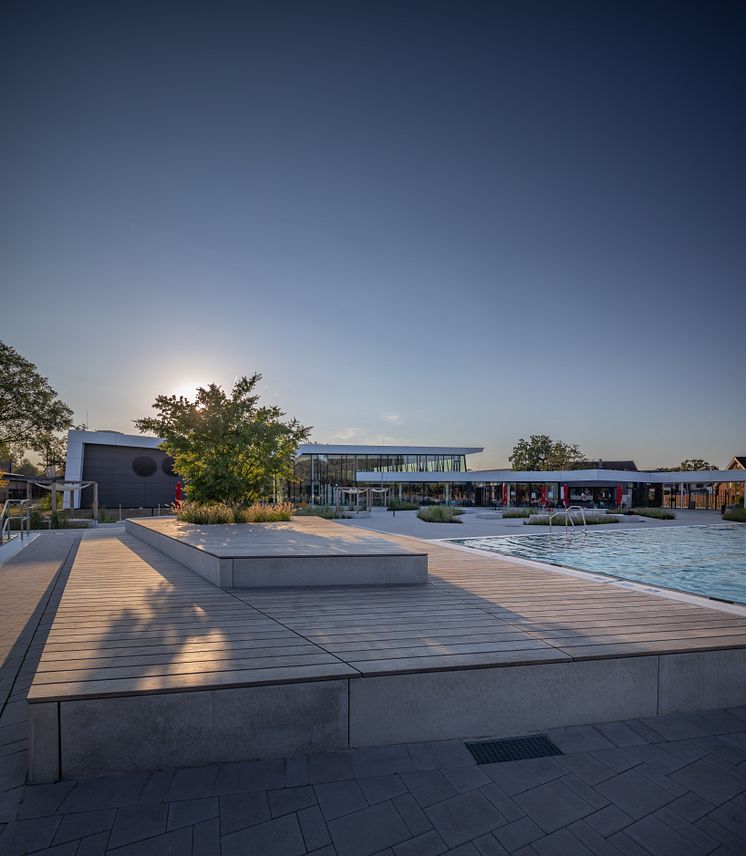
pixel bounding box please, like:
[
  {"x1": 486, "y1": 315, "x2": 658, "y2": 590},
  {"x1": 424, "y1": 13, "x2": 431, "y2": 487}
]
[{"x1": 454, "y1": 524, "x2": 746, "y2": 605}]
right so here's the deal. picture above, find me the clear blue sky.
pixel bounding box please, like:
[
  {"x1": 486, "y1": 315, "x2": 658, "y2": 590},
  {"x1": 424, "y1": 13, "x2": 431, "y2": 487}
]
[{"x1": 2, "y1": 1, "x2": 744, "y2": 469}]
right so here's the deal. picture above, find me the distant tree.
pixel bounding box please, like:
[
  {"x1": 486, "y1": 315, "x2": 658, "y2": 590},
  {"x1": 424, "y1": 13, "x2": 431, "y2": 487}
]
[
  {"x1": 509, "y1": 435, "x2": 585, "y2": 471},
  {"x1": 135, "y1": 374, "x2": 311, "y2": 505},
  {"x1": 13, "y1": 458, "x2": 42, "y2": 477},
  {"x1": 676, "y1": 459, "x2": 718, "y2": 471},
  {"x1": 0, "y1": 341, "x2": 74, "y2": 465}
]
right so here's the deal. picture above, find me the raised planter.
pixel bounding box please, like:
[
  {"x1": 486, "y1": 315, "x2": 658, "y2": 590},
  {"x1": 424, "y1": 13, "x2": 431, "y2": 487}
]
[{"x1": 125, "y1": 516, "x2": 428, "y2": 588}]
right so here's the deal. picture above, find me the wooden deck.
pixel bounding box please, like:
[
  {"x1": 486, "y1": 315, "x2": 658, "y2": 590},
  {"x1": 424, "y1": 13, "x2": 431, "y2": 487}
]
[
  {"x1": 29, "y1": 533, "x2": 357, "y2": 703},
  {"x1": 26, "y1": 525, "x2": 746, "y2": 780},
  {"x1": 29, "y1": 527, "x2": 746, "y2": 701},
  {"x1": 235, "y1": 534, "x2": 746, "y2": 675}
]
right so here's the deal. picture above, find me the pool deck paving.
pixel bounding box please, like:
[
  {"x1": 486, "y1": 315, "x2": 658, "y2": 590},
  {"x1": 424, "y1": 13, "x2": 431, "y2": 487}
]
[
  {"x1": 2, "y1": 527, "x2": 746, "y2": 853},
  {"x1": 332, "y1": 506, "x2": 727, "y2": 540}
]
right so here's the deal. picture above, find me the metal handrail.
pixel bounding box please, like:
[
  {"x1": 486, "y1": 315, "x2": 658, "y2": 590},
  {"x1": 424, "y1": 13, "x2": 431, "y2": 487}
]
[
  {"x1": 549, "y1": 505, "x2": 587, "y2": 534},
  {"x1": 0, "y1": 499, "x2": 31, "y2": 544}
]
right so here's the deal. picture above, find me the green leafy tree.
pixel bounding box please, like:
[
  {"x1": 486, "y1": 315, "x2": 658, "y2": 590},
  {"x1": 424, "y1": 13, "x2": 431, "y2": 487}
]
[
  {"x1": 135, "y1": 374, "x2": 311, "y2": 505},
  {"x1": 0, "y1": 341, "x2": 74, "y2": 465},
  {"x1": 509, "y1": 434, "x2": 585, "y2": 471},
  {"x1": 676, "y1": 459, "x2": 718, "y2": 471}
]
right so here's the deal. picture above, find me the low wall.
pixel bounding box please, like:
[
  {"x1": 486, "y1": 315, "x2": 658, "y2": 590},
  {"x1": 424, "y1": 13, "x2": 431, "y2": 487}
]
[{"x1": 29, "y1": 646, "x2": 746, "y2": 781}]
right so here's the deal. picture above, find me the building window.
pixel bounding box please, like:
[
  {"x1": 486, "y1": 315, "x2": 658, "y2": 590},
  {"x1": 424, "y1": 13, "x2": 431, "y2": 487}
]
[{"x1": 132, "y1": 456, "x2": 157, "y2": 477}]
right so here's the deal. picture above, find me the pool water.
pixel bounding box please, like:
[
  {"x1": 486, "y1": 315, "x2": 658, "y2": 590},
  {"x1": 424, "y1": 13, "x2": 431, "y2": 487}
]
[{"x1": 455, "y1": 524, "x2": 746, "y2": 605}]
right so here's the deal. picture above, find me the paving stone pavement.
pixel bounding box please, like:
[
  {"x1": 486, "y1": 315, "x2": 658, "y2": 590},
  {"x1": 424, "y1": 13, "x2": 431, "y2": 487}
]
[{"x1": 1, "y1": 536, "x2": 746, "y2": 854}]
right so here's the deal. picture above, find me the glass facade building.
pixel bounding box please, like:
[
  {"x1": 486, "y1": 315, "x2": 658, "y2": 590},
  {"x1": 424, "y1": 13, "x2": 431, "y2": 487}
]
[
  {"x1": 289, "y1": 449, "x2": 470, "y2": 505},
  {"x1": 63, "y1": 433, "x2": 746, "y2": 511}
]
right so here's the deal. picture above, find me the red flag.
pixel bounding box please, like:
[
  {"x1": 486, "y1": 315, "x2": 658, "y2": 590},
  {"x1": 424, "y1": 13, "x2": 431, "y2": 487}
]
[
  {"x1": 502, "y1": 483, "x2": 508, "y2": 506},
  {"x1": 175, "y1": 481, "x2": 183, "y2": 507},
  {"x1": 563, "y1": 484, "x2": 569, "y2": 507},
  {"x1": 540, "y1": 484, "x2": 547, "y2": 506},
  {"x1": 616, "y1": 483, "x2": 622, "y2": 507}
]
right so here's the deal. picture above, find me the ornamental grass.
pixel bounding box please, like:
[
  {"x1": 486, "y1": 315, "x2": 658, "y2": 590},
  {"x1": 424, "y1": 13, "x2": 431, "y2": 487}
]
[
  {"x1": 176, "y1": 501, "x2": 293, "y2": 524},
  {"x1": 525, "y1": 513, "x2": 620, "y2": 526},
  {"x1": 627, "y1": 508, "x2": 676, "y2": 520},
  {"x1": 417, "y1": 505, "x2": 464, "y2": 523}
]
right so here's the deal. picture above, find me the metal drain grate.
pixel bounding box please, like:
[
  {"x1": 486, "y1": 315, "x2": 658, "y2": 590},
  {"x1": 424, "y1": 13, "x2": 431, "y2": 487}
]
[{"x1": 466, "y1": 734, "x2": 563, "y2": 765}]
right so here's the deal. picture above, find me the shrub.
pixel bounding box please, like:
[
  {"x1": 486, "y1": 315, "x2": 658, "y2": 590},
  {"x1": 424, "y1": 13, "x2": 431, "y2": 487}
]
[
  {"x1": 98, "y1": 506, "x2": 115, "y2": 523},
  {"x1": 29, "y1": 509, "x2": 45, "y2": 529},
  {"x1": 49, "y1": 511, "x2": 67, "y2": 529},
  {"x1": 417, "y1": 506, "x2": 463, "y2": 523},
  {"x1": 387, "y1": 500, "x2": 419, "y2": 511},
  {"x1": 502, "y1": 508, "x2": 532, "y2": 518},
  {"x1": 627, "y1": 508, "x2": 676, "y2": 520},
  {"x1": 293, "y1": 505, "x2": 351, "y2": 519},
  {"x1": 176, "y1": 501, "x2": 293, "y2": 524},
  {"x1": 723, "y1": 506, "x2": 746, "y2": 523},
  {"x1": 526, "y1": 513, "x2": 620, "y2": 526}
]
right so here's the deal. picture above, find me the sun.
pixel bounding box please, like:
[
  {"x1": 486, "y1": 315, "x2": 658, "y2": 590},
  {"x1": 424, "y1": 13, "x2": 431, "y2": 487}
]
[{"x1": 172, "y1": 379, "x2": 204, "y2": 400}]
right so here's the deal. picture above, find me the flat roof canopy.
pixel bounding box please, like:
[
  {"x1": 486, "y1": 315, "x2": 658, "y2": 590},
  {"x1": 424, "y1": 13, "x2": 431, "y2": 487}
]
[
  {"x1": 297, "y1": 444, "x2": 483, "y2": 456},
  {"x1": 357, "y1": 467, "x2": 746, "y2": 485}
]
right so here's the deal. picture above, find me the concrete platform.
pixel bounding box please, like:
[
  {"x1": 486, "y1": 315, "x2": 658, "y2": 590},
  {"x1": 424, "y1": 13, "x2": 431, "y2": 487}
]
[
  {"x1": 27, "y1": 528, "x2": 746, "y2": 782},
  {"x1": 125, "y1": 516, "x2": 428, "y2": 587}
]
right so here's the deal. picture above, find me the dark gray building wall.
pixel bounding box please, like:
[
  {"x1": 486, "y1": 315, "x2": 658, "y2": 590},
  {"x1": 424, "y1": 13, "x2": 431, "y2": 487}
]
[{"x1": 80, "y1": 443, "x2": 180, "y2": 509}]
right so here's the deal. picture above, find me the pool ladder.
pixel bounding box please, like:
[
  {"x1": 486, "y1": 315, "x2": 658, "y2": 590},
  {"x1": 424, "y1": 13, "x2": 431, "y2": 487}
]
[
  {"x1": 0, "y1": 499, "x2": 31, "y2": 544},
  {"x1": 548, "y1": 505, "x2": 587, "y2": 535}
]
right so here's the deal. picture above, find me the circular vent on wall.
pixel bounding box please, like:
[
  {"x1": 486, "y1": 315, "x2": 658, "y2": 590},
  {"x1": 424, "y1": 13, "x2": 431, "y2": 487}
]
[
  {"x1": 162, "y1": 456, "x2": 175, "y2": 477},
  {"x1": 132, "y1": 456, "x2": 157, "y2": 477}
]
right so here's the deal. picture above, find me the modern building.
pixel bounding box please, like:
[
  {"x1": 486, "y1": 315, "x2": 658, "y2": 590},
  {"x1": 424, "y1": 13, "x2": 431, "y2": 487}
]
[
  {"x1": 63, "y1": 431, "x2": 482, "y2": 509},
  {"x1": 63, "y1": 429, "x2": 746, "y2": 511},
  {"x1": 726, "y1": 456, "x2": 746, "y2": 505},
  {"x1": 289, "y1": 444, "x2": 481, "y2": 505},
  {"x1": 64, "y1": 430, "x2": 180, "y2": 510}
]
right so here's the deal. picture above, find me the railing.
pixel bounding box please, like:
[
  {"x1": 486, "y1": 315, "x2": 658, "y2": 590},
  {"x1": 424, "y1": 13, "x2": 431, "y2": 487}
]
[
  {"x1": 0, "y1": 499, "x2": 31, "y2": 544},
  {"x1": 548, "y1": 505, "x2": 587, "y2": 534}
]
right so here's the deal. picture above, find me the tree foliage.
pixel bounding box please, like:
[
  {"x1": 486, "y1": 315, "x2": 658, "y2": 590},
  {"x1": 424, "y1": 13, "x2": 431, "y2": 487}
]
[
  {"x1": 676, "y1": 459, "x2": 718, "y2": 471},
  {"x1": 12, "y1": 458, "x2": 42, "y2": 477},
  {"x1": 0, "y1": 341, "x2": 74, "y2": 465},
  {"x1": 509, "y1": 434, "x2": 585, "y2": 471},
  {"x1": 135, "y1": 374, "x2": 311, "y2": 505}
]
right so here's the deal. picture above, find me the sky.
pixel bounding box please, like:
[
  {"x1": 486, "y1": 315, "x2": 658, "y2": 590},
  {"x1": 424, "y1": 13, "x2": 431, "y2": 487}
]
[{"x1": 2, "y1": 1, "x2": 744, "y2": 470}]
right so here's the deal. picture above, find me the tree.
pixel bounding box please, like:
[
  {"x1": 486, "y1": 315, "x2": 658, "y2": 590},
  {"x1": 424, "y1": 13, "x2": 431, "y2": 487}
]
[
  {"x1": 12, "y1": 458, "x2": 42, "y2": 477},
  {"x1": 676, "y1": 459, "x2": 718, "y2": 471},
  {"x1": 509, "y1": 434, "x2": 585, "y2": 471},
  {"x1": 135, "y1": 374, "x2": 311, "y2": 505},
  {"x1": 0, "y1": 341, "x2": 74, "y2": 465}
]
